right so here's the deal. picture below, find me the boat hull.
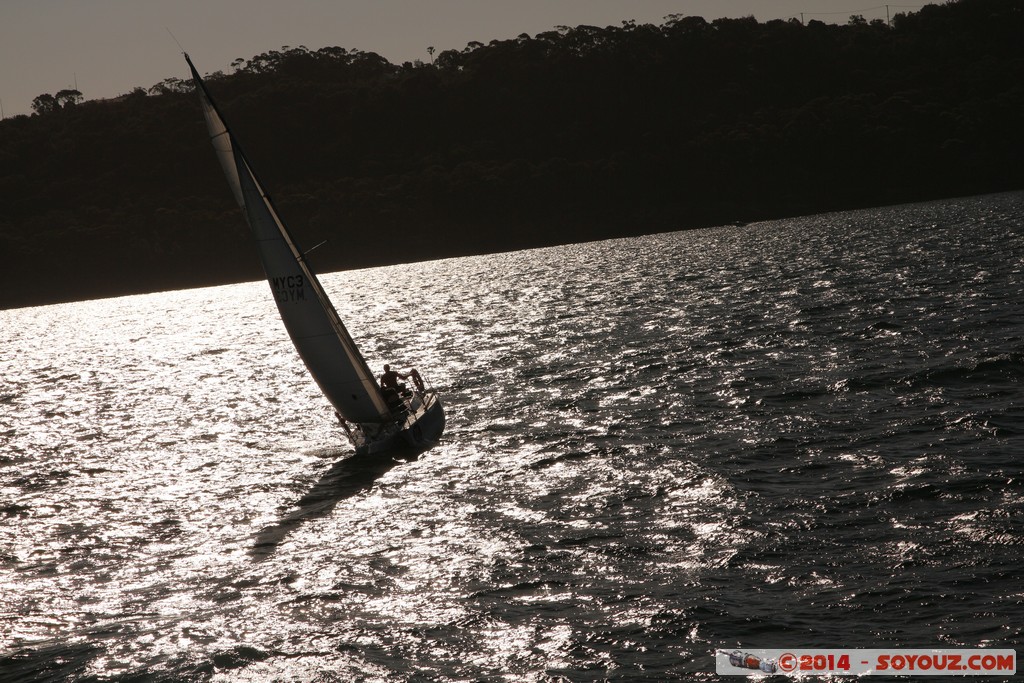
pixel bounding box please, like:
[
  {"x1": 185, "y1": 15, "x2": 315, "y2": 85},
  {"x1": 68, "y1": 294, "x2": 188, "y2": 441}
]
[{"x1": 354, "y1": 391, "x2": 445, "y2": 457}]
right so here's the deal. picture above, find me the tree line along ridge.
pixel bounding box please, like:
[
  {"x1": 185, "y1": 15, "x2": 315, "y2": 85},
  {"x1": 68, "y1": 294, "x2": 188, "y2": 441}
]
[{"x1": 1, "y1": 0, "x2": 1021, "y2": 308}]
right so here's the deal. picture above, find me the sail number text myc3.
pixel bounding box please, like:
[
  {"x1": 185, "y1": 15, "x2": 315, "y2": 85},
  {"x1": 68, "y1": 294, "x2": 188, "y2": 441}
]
[{"x1": 272, "y1": 275, "x2": 306, "y2": 303}]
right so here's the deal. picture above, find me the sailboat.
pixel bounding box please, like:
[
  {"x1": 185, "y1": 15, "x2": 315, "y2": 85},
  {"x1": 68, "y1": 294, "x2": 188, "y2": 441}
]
[{"x1": 185, "y1": 54, "x2": 445, "y2": 456}]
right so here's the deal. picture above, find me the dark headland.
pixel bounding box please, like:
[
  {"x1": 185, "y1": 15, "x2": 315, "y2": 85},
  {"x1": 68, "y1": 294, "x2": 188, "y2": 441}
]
[{"x1": 2, "y1": 0, "x2": 1021, "y2": 309}]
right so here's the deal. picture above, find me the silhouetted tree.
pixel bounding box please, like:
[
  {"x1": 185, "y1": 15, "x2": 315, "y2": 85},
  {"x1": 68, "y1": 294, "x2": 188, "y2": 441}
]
[
  {"x1": 30, "y1": 89, "x2": 83, "y2": 114},
  {"x1": 30, "y1": 93, "x2": 58, "y2": 115}
]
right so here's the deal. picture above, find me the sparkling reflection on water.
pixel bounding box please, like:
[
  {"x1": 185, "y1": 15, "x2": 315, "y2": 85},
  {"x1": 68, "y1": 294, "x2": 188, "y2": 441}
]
[{"x1": 2, "y1": 192, "x2": 1023, "y2": 680}]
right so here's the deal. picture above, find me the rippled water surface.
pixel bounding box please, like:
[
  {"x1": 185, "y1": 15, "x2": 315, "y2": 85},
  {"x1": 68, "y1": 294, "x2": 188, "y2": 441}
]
[{"x1": 2, "y1": 192, "x2": 1023, "y2": 681}]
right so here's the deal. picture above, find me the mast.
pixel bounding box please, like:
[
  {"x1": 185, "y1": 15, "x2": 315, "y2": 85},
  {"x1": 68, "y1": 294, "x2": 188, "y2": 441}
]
[{"x1": 186, "y1": 53, "x2": 391, "y2": 423}]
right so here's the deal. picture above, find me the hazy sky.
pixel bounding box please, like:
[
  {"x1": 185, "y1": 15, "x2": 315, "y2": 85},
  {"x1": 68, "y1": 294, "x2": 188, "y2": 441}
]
[{"x1": 1, "y1": 1, "x2": 926, "y2": 118}]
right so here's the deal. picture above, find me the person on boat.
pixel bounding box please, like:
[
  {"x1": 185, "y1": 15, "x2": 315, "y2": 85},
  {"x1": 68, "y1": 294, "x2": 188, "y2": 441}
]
[
  {"x1": 380, "y1": 364, "x2": 411, "y2": 415},
  {"x1": 380, "y1": 364, "x2": 408, "y2": 391},
  {"x1": 408, "y1": 367, "x2": 426, "y2": 394},
  {"x1": 381, "y1": 364, "x2": 427, "y2": 395}
]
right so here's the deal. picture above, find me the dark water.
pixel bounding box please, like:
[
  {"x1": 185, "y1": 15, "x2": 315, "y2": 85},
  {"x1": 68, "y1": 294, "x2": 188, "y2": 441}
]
[{"x1": 2, "y1": 192, "x2": 1022, "y2": 681}]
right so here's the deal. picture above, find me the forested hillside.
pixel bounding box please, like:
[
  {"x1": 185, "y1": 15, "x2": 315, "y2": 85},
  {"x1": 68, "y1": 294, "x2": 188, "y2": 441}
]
[{"x1": 2, "y1": 0, "x2": 1022, "y2": 308}]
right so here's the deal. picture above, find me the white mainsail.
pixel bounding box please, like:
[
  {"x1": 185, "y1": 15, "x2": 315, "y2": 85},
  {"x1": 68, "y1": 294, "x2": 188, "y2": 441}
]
[{"x1": 187, "y1": 54, "x2": 391, "y2": 424}]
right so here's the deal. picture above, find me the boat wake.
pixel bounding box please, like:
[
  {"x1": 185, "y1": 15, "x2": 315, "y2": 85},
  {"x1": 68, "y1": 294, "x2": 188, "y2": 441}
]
[{"x1": 250, "y1": 451, "x2": 420, "y2": 559}]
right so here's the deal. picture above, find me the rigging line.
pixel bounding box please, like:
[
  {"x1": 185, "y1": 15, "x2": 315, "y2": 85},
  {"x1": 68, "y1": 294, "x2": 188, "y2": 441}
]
[
  {"x1": 165, "y1": 27, "x2": 186, "y2": 54},
  {"x1": 303, "y1": 240, "x2": 329, "y2": 258}
]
